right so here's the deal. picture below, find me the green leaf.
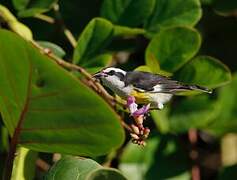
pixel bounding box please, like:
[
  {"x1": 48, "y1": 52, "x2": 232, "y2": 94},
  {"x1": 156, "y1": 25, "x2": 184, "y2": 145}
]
[
  {"x1": 37, "y1": 41, "x2": 66, "y2": 58},
  {"x1": 73, "y1": 18, "x2": 114, "y2": 66},
  {"x1": 0, "y1": 30, "x2": 124, "y2": 156},
  {"x1": 120, "y1": 138, "x2": 160, "y2": 180},
  {"x1": 218, "y1": 164, "x2": 237, "y2": 180},
  {"x1": 146, "y1": 27, "x2": 201, "y2": 73},
  {"x1": 88, "y1": 169, "x2": 127, "y2": 180},
  {"x1": 113, "y1": 26, "x2": 145, "y2": 37},
  {"x1": 214, "y1": 0, "x2": 237, "y2": 16},
  {"x1": 151, "y1": 109, "x2": 170, "y2": 134},
  {"x1": 206, "y1": 74, "x2": 237, "y2": 135},
  {"x1": 145, "y1": 135, "x2": 191, "y2": 180},
  {"x1": 11, "y1": 147, "x2": 38, "y2": 180},
  {"x1": 100, "y1": 0, "x2": 155, "y2": 27},
  {"x1": 45, "y1": 157, "x2": 127, "y2": 180},
  {"x1": 144, "y1": 0, "x2": 202, "y2": 35},
  {"x1": 169, "y1": 95, "x2": 219, "y2": 133},
  {"x1": 73, "y1": 17, "x2": 145, "y2": 69},
  {"x1": 174, "y1": 56, "x2": 231, "y2": 88},
  {"x1": 12, "y1": 0, "x2": 58, "y2": 17}
]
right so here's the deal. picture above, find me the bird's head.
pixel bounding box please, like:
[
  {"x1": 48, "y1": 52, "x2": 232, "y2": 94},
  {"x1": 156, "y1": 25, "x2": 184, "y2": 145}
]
[{"x1": 93, "y1": 67, "x2": 126, "y2": 88}]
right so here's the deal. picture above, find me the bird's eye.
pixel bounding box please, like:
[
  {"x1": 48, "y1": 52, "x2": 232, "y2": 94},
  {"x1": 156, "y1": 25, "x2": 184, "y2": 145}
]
[{"x1": 107, "y1": 70, "x2": 115, "y2": 75}]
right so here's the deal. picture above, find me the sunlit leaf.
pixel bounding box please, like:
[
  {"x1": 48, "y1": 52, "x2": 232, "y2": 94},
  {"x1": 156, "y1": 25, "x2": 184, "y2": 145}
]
[
  {"x1": 146, "y1": 27, "x2": 201, "y2": 73},
  {"x1": 174, "y1": 56, "x2": 231, "y2": 88}
]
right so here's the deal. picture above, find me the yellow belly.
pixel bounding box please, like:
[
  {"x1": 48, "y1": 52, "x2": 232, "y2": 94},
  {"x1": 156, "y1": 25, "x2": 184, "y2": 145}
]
[{"x1": 130, "y1": 90, "x2": 151, "y2": 104}]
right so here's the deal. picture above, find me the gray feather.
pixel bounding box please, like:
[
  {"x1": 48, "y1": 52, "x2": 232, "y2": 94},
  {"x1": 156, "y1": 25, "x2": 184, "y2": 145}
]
[{"x1": 124, "y1": 71, "x2": 212, "y2": 94}]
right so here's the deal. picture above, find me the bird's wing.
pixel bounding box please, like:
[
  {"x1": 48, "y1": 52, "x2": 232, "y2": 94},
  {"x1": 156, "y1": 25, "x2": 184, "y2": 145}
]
[{"x1": 124, "y1": 71, "x2": 211, "y2": 94}]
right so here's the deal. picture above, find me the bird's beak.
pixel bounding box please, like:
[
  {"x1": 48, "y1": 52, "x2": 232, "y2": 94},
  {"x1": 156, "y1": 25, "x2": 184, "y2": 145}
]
[{"x1": 93, "y1": 71, "x2": 107, "y2": 79}]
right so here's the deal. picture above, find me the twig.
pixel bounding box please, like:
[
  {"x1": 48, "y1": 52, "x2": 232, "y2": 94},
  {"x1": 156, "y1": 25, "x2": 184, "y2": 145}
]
[
  {"x1": 30, "y1": 40, "x2": 115, "y2": 104},
  {"x1": 34, "y1": 14, "x2": 55, "y2": 24},
  {"x1": 36, "y1": 158, "x2": 50, "y2": 171}
]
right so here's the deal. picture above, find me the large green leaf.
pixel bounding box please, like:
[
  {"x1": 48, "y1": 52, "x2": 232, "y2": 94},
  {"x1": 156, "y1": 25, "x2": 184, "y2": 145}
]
[
  {"x1": 45, "y1": 156, "x2": 127, "y2": 180},
  {"x1": 100, "y1": 0, "x2": 155, "y2": 27},
  {"x1": 174, "y1": 56, "x2": 231, "y2": 88},
  {"x1": 145, "y1": 27, "x2": 201, "y2": 73},
  {"x1": 144, "y1": 0, "x2": 202, "y2": 35},
  {"x1": 0, "y1": 30, "x2": 124, "y2": 156},
  {"x1": 12, "y1": 0, "x2": 58, "y2": 17}
]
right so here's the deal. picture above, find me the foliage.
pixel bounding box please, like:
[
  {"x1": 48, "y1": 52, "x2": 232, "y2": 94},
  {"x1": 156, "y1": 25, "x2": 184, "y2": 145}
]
[{"x1": 0, "y1": 0, "x2": 236, "y2": 179}]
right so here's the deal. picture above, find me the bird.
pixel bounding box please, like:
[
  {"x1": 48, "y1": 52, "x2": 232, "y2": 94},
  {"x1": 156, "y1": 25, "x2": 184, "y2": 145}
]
[{"x1": 93, "y1": 67, "x2": 212, "y2": 115}]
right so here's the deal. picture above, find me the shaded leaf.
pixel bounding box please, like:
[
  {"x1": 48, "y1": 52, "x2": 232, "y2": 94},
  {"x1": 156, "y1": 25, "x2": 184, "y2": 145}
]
[
  {"x1": 146, "y1": 27, "x2": 201, "y2": 73},
  {"x1": 100, "y1": 0, "x2": 155, "y2": 27},
  {"x1": 88, "y1": 169, "x2": 127, "y2": 180},
  {"x1": 218, "y1": 164, "x2": 237, "y2": 180},
  {"x1": 144, "y1": 0, "x2": 202, "y2": 36},
  {"x1": 120, "y1": 138, "x2": 160, "y2": 180},
  {"x1": 12, "y1": 0, "x2": 58, "y2": 17},
  {"x1": 151, "y1": 109, "x2": 170, "y2": 134},
  {"x1": 45, "y1": 156, "x2": 127, "y2": 180},
  {"x1": 0, "y1": 30, "x2": 124, "y2": 156},
  {"x1": 174, "y1": 56, "x2": 231, "y2": 88},
  {"x1": 0, "y1": 125, "x2": 9, "y2": 153},
  {"x1": 145, "y1": 135, "x2": 190, "y2": 180},
  {"x1": 206, "y1": 74, "x2": 237, "y2": 135},
  {"x1": 169, "y1": 95, "x2": 219, "y2": 133},
  {"x1": 37, "y1": 41, "x2": 66, "y2": 58}
]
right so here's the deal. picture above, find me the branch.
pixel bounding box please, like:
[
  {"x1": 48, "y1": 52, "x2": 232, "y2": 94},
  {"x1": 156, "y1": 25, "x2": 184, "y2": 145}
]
[
  {"x1": 34, "y1": 14, "x2": 55, "y2": 24},
  {"x1": 30, "y1": 40, "x2": 115, "y2": 104}
]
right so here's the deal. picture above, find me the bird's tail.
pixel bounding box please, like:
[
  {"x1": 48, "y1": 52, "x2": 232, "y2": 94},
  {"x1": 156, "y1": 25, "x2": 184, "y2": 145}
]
[
  {"x1": 178, "y1": 84, "x2": 212, "y2": 94},
  {"x1": 187, "y1": 85, "x2": 212, "y2": 93}
]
